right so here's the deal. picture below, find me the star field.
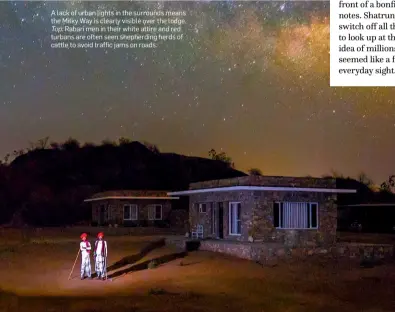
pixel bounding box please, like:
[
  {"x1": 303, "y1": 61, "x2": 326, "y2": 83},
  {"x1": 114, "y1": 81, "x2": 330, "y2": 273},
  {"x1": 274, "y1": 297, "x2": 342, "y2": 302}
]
[{"x1": 1, "y1": 1, "x2": 394, "y2": 184}]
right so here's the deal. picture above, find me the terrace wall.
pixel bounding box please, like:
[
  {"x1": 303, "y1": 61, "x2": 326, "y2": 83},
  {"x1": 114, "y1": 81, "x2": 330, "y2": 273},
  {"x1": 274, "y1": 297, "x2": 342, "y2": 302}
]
[{"x1": 166, "y1": 238, "x2": 394, "y2": 264}]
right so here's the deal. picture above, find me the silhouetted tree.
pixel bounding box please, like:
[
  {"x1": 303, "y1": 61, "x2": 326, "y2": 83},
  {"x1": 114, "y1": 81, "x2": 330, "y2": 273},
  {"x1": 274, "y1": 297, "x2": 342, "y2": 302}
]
[
  {"x1": 61, "y1": 137, "x2": 80, "y2": 150},
  {"x1": 389, "y1": 175, "x2": 395, "y2": 187},
  {"x1": 37, "y1": 137, "x2": 50, "y2": 149},
  {"x1": 357, "y1": 172, "x2": 373, "y2": 187},
  {"x1": 143, "y1": 141, "x2": 160, "y2": 154},
  {"x1": 82, "y1": 142, "x2": 96, "y2": 148},
  {"x1": 28, "y1": 137, "x2": 50, "y2": 151},
  {"x1": 101, "y1": 139, "x2": 116, "y2": 146},
  {"x1": 248, "y1": 168, "x2": 262, "y2": 176},
  {"x1": 380, "y1": 181, "x2": 391, "y2": 193},
  {"x1": 50, "y1": 142, "x2": 60, "y2": 149},
  {"x1": 329, "y1": 169, "x2": 344, "y2": 178},
  {"x1": 12, "y1": 149, "x2": 25, "y2": 158},
  {"x1": 208, "y1": 149, "x2": 234, "y2": 167},
  {"x1": 3, "y1": 153, "x2": 10, "y2": 165},
  {"x1": 380, "y1": 175, "x2": 395, "y2": 193},
  {"x1": 118, "y1": 137, "x2": 132, "y2": 145}
]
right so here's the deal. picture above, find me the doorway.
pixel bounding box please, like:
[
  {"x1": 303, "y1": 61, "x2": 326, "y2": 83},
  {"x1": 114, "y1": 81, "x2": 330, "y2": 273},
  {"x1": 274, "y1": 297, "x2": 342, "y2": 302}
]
[{"x1": 99, "y1": 204, "x2": 107, "y2": 225}]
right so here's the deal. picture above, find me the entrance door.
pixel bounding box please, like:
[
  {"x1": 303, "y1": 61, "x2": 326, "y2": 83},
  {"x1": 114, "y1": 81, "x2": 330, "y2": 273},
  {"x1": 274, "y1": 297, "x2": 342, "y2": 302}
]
[
  {"x1": 99, "y1": 204, "x2": 107, "y2": 225},
  {"x1": 218, "y1": 202, "x2": 224, "y2": 239}
]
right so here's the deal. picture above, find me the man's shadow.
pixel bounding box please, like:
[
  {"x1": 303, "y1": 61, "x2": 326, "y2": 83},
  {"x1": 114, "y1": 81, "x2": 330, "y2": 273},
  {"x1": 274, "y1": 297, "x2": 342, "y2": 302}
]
[
  {"x1": 91, "y1": 238, "x2": 166, "y2": 278},
  {"x1": 105, "y1": 239, "x2": 203, "y2": 280},
  {"x1": 108, "y1": 251, "x2": 187, "y2": 280}
]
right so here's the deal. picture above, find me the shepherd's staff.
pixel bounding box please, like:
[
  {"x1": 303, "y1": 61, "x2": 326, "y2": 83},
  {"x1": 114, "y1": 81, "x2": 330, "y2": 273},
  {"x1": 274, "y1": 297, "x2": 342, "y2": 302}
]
[{"x1": 68, "y1": 249, "x2": 80, "y2": 280}]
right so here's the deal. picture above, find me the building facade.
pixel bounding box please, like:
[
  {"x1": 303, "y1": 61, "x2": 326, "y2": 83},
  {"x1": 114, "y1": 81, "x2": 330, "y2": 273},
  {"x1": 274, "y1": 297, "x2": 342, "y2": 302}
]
[
  {"x1": 84, "y1": 190, "x2": 180, "y2": 227},
  {"x1": 169, "y1": 176, "x2": 356, "y2": 247}
]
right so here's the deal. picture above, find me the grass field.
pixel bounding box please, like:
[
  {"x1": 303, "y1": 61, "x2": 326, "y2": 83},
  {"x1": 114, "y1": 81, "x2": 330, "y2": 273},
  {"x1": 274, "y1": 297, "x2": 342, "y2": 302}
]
[{"x1": 0, "y1": 228, "x2": 394, "y2": 312}]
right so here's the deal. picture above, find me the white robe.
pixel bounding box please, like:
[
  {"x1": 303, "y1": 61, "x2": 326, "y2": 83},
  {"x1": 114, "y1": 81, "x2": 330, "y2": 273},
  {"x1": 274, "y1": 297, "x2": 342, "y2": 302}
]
[
  {"x1": 94, "y1": 240, "x2": 108, "y2": 278},
  {"x1": 80, "y1": 241, "x2": 92, "y2": 278}
]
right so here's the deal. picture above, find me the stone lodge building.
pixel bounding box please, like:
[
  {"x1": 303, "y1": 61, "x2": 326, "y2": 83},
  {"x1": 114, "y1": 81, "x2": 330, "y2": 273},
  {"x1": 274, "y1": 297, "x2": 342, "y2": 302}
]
[
  {"x1": 168, "y1": 176, "x2": 356, "y2": 247},
  {"x1": 84, "y1": 190, "x2": 180, "y2": 227}
]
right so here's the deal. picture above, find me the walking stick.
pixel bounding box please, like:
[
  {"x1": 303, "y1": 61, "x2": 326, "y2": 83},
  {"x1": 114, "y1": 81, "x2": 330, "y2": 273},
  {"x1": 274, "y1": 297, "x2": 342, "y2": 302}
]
[
  {"x1": 68, "y1": 249, "x2": 80, "y2": 280},
  {"x1": 105, "y1": 255, "x2": 108, "y2": 280}
]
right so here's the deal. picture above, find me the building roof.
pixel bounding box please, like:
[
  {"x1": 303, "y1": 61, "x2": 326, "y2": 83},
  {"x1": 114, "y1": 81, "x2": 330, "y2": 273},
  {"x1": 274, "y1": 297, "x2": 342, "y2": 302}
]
[
  {"x1": 84, "y1": 190, "x2": 179, "y2": 202},
  {"x1": 168, "y1": 176, "x2": 356, "y2": 196}
]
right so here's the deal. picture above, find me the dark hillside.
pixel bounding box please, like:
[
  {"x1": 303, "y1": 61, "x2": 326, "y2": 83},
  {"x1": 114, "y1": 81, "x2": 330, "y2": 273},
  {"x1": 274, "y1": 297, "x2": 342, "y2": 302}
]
[{"x1": 0, "y1": 141, "x2": 245, "y2": 226}]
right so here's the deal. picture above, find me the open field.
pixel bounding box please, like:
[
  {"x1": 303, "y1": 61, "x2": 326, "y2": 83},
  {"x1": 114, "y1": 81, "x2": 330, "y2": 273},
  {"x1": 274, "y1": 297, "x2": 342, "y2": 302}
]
[{"x1": 0, "y1": 228, "x2": 394, "y2": 312}]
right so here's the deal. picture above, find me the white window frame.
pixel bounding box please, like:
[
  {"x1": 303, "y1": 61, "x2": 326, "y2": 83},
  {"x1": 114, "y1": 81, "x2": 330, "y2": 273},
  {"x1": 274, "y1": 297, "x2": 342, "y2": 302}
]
[
  {"x1": 229, "y1": 202, "x2": 241, "y2": 236},
  {"x1": 123, "y1": 204, "x2": 138, "y2": 221},
  {"x1": 274, "y1": 202, "x2": 318, "y2": 230},
  {"x1": 148, "y1": 205, "x2": 162, "y2": 220}
]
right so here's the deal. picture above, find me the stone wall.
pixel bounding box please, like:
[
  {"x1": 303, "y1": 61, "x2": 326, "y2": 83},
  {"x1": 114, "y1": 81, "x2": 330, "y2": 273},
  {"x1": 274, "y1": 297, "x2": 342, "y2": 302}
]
[
  {"x1": 189, "y1": 190, "x2": 337, "y2": 247},
  {"x1": 189, "y1": 176, "x2": 336, "y2": 190},
  {"x1": 166, "y1": 238, "x2": 394, "y2": 263},
  {"x1": 251, "y1": 191, "x2": 337, "y2": 246},
  {"x1": 91, "y1": 199, "x2": 175, "y2": 226},
  {"x1": 189, "y1": 191, "x2": 254, "y2": 241}
]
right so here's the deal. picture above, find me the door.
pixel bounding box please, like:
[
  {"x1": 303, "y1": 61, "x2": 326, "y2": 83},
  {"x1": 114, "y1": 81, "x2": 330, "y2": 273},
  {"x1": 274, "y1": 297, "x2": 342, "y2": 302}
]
[
  {"x1": 218, "y1": 202, "x2": 224, "y2": 239},
  {"x1": 99, "y1": 204, "x2": 107, "y2": 225},
  {"x1": 229, "y1": 202, "x2": 241, "y2": 235}
]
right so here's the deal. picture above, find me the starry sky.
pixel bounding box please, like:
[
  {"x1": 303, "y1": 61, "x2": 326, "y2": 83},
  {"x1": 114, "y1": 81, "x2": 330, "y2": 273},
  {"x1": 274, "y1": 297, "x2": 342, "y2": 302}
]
[{"x1": 0, "y1": 1, "x2": 394, "y2": 184}]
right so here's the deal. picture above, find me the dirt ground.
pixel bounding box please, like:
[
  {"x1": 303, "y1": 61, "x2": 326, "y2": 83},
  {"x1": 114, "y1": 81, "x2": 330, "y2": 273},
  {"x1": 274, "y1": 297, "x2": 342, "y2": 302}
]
[{"x1": 0, "y1": 228, "x2": 394, "y2": 312}]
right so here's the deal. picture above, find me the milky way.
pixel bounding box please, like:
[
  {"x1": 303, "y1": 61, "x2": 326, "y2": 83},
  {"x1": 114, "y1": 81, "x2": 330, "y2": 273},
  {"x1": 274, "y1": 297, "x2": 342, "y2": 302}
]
[{"x1": 0, "y1": 1, "x2": 394, "y2": 184}]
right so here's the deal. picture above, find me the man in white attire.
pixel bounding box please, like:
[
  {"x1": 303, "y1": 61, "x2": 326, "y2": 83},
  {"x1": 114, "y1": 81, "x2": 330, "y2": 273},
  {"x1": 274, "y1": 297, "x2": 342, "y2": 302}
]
[
  {"x1": 94, "y1": 232, "x2": 108, "y2": 280},
  {"x1": 79, "y1": 233, "x2": 92, "y2": 280}
]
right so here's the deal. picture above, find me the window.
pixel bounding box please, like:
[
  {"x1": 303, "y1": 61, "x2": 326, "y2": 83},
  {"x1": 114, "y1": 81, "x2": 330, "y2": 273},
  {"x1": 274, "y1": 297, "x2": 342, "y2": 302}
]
[
  {"x1": 148, "y1": 205, "x2": 162, "y2": 220},
  {"x1": 198, "y1": 203, "x2": 207, "y2": 213},
  {"x1": 123, "y1": 204, "x2": 138, "y2": 220},
  {"x1": 229, "y1": 202, "x2": 241, "y2": 235},
  {"x1": 273, "y1": 202, "x2": 318, "y2": 229}
]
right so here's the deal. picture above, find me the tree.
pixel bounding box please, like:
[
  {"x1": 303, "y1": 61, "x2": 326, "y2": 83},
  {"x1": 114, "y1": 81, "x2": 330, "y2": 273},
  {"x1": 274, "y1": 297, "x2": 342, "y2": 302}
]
[
  {"x1": 380, "y1": 181, "x2": 391, "y2": 193},
  {"x1": 3, "y1": 153, "x2": 10, "y2": 165},
  {"x1": 61, "y1": 137, "x2": 80, "y2": 150},
  {"x1": 82, "y1": 142, "x2": 96, "y2": 148},
  {"x1": 357, "y1": 172, "x2": 373, "y2": 187},
  {"x1": 50, "y1": 142, "x2": 60, "y2": 149},
  {"x1": 389, "y1": 175, "x2": 395, "y2": 187},
  {"x1": 208, "y1": 149, "x2": 234, "y2": 167},
  {"x1": 101, "y1": 139, "x2": 116, "y2": 146},
  {"x1": 28, "y1": 137, "x2": 50, "y2": 151},
  {"x1": 248, "y1": 168, "x2": 262, "y2": 176},
  {"x1": 118, "y1": 137, "x2": 132, "y2": 146},
  {"x1": 329, "y1": 169, "x2": 344, "y2": 179},
  {"x1": 380, "y1": 175, "x2": 395, "y2": 193},
  {"x1": 143, "y1": 141, "x2": 160, "y2": 154},
  {"x1": 37, "y1": 137, "x2": 50, "y2": 149},
  {"x1": 12, "y1": 149, "x2": 25, "y2": 158}
]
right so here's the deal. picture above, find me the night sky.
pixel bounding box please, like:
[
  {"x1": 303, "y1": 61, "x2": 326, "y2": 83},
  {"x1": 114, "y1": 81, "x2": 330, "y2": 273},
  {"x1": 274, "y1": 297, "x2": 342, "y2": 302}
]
[{"x1": 1, "y1": 1, "x2": 394, "y2": 184}]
